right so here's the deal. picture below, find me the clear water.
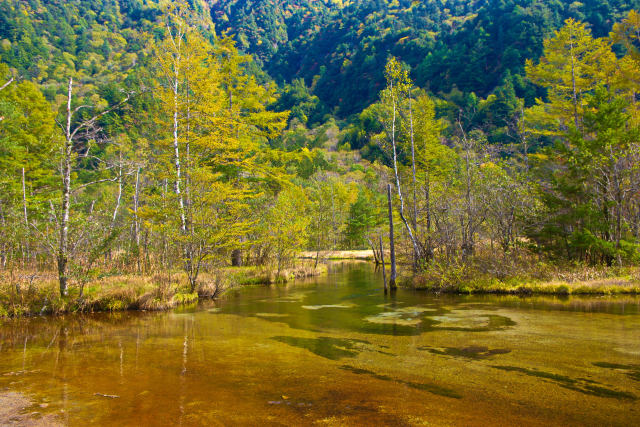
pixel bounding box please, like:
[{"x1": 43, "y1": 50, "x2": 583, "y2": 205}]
[{"x1": 1, "y1": 262, "x2": 639, "y2": 425}]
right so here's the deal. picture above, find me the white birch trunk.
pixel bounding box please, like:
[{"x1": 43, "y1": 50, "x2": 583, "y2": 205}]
[{"x1": 57, "y1": 77, "x2": 73, "y2": 296}]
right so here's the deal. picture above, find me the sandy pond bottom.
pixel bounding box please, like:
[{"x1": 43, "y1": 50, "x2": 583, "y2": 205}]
[{"x1": 1, "y1": 262, "x2": 639, "y2": 426}]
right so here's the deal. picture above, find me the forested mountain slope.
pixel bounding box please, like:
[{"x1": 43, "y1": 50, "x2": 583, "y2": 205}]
[
  {"x1": 0, "y1": 0, "x2": 219, "y2": 106},
  {"x1": 2, "y1": 0, "x2": 639, "y2": 118},
  {"x1": 211, "y1": 0, "x2": 640, "y2": 116}
]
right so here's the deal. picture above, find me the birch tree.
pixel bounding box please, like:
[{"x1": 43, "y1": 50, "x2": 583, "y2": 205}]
[
  {"x1": 54, "y1": 77, "x2": 130, "y2": 296},
  {"x1": 153, "y1": 8, "x2": 288, "y2": 291},
  {"x1": 378, "y1": 57, "x2": 422, "y2": 265}
]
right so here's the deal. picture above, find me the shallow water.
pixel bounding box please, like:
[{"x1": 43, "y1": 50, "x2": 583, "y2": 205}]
[{"x1": 1, "y1": 262, "x2": 639, "y2": 426}]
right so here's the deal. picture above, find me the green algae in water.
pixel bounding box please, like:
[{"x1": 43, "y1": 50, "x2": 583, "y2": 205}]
[
  {"x1": 271, "y1": 336, "x2": 369, "y2": 360},
  {"x1": 255, "y1": 313, "x2": 290, "y2": 318},
  {"x1": 593, "y1": 362, "x2": 640, "y2": 382},
  {"x1": 301, "y1": 303, "x2": 355, "y2": 310},
  {"x1": 339, "y1": 365, "x2": 462, "y2": 399},
  {"x1": 429, "y1": 313, "x2": 517, "y2": 332},
  {"x1": 492, "y1": 365, "x2": 637, "y2": 401},
  {"x1": 421, "y1": 345, "x2": 511, "y2": 359},
  {"x1": 364, "y1": 306, "x2": 438, "y2": 327},
  {"x1": 364, "y1": 312, "x2": 422, "y2": 326}
]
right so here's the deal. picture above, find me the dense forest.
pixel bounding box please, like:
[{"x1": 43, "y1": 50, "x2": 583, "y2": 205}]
[{"x1": 0, "y1": 0, "x2": 639, "y2": 315}]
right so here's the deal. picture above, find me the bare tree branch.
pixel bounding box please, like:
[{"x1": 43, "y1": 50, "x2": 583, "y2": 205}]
[
  {"x1": 69, "y1": 92, "x2": 133, "y2": 141},
  {"x1": 0, "y1": 77, "x2": 14, "y2": 92},
  {"x1": 72, "y1": 177, "x2": 119, "y2": 194}
]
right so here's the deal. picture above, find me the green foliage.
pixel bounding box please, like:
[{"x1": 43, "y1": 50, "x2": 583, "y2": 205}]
[
  {"x1": 344, "y1": 188, "x2": 383, "y2": 248},
  {"x1": 525, "y1": 21, "x2": 640, "y2": 264},
  {"x1": 0, "y1": 0, "x2": 164, "y2": 104},
  {"x1": 172, "y1": 291, "x2": 198, "y2": 305},
  {"x1": 272, "y1": 78, "x2": 327, "y2": 126},
  {"x1": 266, "y1": 185, "x2": 310, "y2": 273},
  {"x1": 0, "y1": 73, "x2": 57, "y2": 198},
  {"x1": 214, "y1": 0, "x2": 640, "y2": 119}
]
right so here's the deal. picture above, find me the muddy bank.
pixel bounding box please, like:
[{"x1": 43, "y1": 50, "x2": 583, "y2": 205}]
[{"x1": 0, "y1": 392, "x2": 60, "y2": 426}]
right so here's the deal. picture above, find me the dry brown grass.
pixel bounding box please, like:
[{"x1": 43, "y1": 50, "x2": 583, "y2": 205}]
[
  {"x1": 0, "y1": 261, "x2": 328, "y2": 318},
  {"x1": 2, "y1": 270, "x2": 208, "y2": 317},
  {"x1": 408, "y1": 246, "x2": 640, "y2": 295},
  {"x1": 266, "y1": 262, "x2": 328, "y2": 283},
  {"x1": 299, "y1": 250, "x2": 374, "y2": 260}
]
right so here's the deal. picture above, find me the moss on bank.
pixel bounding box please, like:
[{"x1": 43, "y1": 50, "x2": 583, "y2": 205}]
[
  {"x1": 404, "y1": 256, "x2": 640, "y2": 295},
  {"x1": 406, "y1": 276, "x2": 640, "y2": 295},
  {"x1": 0, "y1": 263, "x2": 327, "y2": 318}
]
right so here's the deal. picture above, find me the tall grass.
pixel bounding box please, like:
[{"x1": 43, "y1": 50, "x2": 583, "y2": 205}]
[
  {"x1": 408, "y1": 247, "x2": 640, "y2": 295},
  {"x1": 0, "y1": 262, "x2": 327, "y2": 318}
]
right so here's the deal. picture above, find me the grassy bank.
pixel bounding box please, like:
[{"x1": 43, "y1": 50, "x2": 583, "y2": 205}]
[
  {"x1": 404, "y1": 250, "x2": 640, "y2": 295},
  {"x1": 0, "y1": 262, "x2": 327, "y2": 318},
  {"x1": 299, "y1": 250, "x2": 375, "y2": 261}
]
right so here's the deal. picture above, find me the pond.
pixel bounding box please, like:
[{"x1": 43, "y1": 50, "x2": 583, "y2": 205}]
[{"x1": 1, "y1": 262, "x2": 639, "y2": 425}]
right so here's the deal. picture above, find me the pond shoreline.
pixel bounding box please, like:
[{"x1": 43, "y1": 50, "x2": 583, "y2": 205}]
[
  {"x1": 0, "y1": 391, "x2": 61, "y2": 426},
  {"x1": 302, "y1": 251, "x2": 640, "y2": 296},
  {"x1": 404, "y1": 275, "x2": 640, "y2": 295},
  {"x1": 3, "y1": 257, "x2": 640, "y2": 319},
  {"x1": 0, "y1": 263, "x2": 327, "y2": 319}
]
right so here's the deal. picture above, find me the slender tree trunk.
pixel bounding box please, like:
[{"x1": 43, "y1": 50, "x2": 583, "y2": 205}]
[
  {"x1": 0, "y1": 77, "x2": 14, "y2": 92},
  {"x1": 172, "y1": 66, "x2": 187, "y2": 234},
  {"x1": 170, "y1": 45, "x2": 194, "y2": 283},
  {"x1": 330, "y1": 185, "x2": 337, "y2": 249},
  {"x1": 144, "y1": 229, "x2": 150, "y2": 273},
  {"x1": 459, "y1": 123, "x2": 476, "y2": 261},
  {"x1": 0, "y1": 201, "x2": 6, "y2": 269},
  {"x1": 161, "y1": 179, "x2": 168, "y2": 269},
  {"x1": 463, "y1": 147, "x2": 473, "y2": 259},
  {"x1": 380, "y1": 235, "x2": 387, "y2": 292},
  {"x1": 520, "y1": 104, "x2": 529, "y2": 170},
  {"x1": 58, "y1": 78, "x2": 74, "y2": 297},
  {"x1": 133, "y1": 167, "x2": 141, "y2": 273},
  {"x1": 614, "y1": 168, "x2": 623, "y2": 266},
  {"x1": 133, "y1": 168, "x2": 140, "y2": 245},
  {"x1": 387, "y1": 184, "x2": 396, "y2": 289},
  {"x1": 389, "y1": 81, "x2": 421, "y2": 263},
  {"x1": 366, "y1": 237, "x2": 379, "y2": 265},
  {"x1": 569, "y1": 29, "x2": 580, "y2": 130},
  {"x1": 22, "y1": 167, "x2": 29, "y2": 266},
  {"x1": 424, "y1": 172, "x2": 433, "y2": 260},
  {"x1": 408, "y1": 91, "x2": 419, "y2": 269},
  {"x1": 22, "y1": 168, "x2": 28, "y2": 227},
  {"x1": 111, "y1": 158, "x2": 123, "y2": 227}
]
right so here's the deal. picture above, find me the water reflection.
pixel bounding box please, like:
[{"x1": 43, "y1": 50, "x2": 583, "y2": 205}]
[{"x1": 0, "y1": 262, "x2": 639, "y2": 426}]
